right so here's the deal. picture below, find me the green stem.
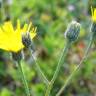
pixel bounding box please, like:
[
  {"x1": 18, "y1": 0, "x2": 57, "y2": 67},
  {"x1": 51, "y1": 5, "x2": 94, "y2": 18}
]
[
  {"x1": 30, "y1": 50, "x2": 49, "y2": 85},
  {"x1": 45, "y1": 41, "x2": 71, "y2": 96},
  {"x1": 56, "y1": 37, "x2": 93, "y2": 96},
  {"x1": 17, "y1": 61, "x2": 31, "y2": 96},
  {"x1": 45, "y1": 82, "x2": 52, "y2": 96}
]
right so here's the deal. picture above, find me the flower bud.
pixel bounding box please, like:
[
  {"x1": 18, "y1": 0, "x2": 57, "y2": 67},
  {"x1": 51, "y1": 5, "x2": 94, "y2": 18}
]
[
  {"x1": 64, "y1": 21, "x2": 80, "y2": 42},
  {"x1": 12, "y1": 51, "x2": 23, "y2": 62},
  {"x1": 22, "y1": 32, "x2": 32, "y2": 48}
]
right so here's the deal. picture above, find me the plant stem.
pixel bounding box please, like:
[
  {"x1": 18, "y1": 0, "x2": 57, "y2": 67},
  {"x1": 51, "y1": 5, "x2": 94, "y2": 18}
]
[
  {"x1": 56, "y1": 37, "x2": 93, "y2": 96},
  {"x1": 45, "y1": 41, "x2": 71, "y2": 96},
  {"x1": 30, "y1": 49, "x2": 49, "y2": 85},
  {"x1": 17, "y1": 61, "x2": 31, "y2": 96},
  {"x1": 45, "y1": 82, "x2": 52, "y2": 96}
]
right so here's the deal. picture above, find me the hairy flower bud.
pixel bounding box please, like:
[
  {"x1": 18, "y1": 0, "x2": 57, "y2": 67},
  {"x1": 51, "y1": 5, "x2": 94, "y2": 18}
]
[
  {"x1": 65, "y1": 21, "x2": 80, "y2": 42},
  {"x1": 12, "y1": 51, "x2": 23, "y2": 62},
  {"x1": 22, "y1": 32, "x2": 32, "y2": 48}
]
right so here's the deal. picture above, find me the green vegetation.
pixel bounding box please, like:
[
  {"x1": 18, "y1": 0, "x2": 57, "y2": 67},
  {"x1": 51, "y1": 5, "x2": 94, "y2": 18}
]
[{"x1": 0, "y1": 0, "x2": 96, "y2": 96}]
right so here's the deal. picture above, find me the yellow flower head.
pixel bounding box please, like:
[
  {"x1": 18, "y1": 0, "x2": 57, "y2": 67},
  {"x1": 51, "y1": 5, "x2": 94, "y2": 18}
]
[
  {"x1": 0, "y1": 20, "x2": 36, "y2": 52},
  {"x1": 91, "y1": 7, "x2": 96, "y2": 22}
]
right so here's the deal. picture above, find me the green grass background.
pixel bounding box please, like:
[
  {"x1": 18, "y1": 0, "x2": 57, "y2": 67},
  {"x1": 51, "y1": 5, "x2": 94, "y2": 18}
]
[{"x1": 0, "y1": 0, "x2": 96, "y2": 96}]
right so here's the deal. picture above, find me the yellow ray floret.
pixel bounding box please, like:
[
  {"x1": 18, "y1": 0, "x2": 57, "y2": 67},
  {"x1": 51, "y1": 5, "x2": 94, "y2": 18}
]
[
  {"x1": 0, "y1": 20, "x2": 36, "y2": 52},
  {"x1": 91, "y1": 7, "x2": 96, "y2": 22}
]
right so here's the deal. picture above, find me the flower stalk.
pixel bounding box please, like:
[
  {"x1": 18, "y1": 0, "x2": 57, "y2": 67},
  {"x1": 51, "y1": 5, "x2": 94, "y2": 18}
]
[
  {"x1": 45, "y1": 21, "x2": 80, "y2": 96},
  {"x1": 56, "y1": 19, "x2": 96, "y2": 96},
  {"x1": 56, "y1": 36, "x2": 93, "y2": 96},
  {"x1": 0, "y1": 20, "x2": 36, "y2": 96},
  {"x1": 17, "y1": 61, "x2": 31, "y2": 96},
  {"x1": 45, "y1": 41, "x2": 71, "y2": 96},
  {"x1": 12, "y1": 51, "x2": 31, "y2": 96},
  {"x1": 22, "y1": 31, "x2": 49, "y2": 85},
  {"x1": 30, "y1": 49, "x2": 49, "y2": 85}
]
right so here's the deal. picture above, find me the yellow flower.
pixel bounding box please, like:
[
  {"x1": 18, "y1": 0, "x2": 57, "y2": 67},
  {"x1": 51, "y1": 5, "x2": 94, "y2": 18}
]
[
  {"x1": 91, "y1": 7, "x2": 96, "y2": 22},
  {"x1": 0, "y1": 20, "x2": 36, "y2": 52}
]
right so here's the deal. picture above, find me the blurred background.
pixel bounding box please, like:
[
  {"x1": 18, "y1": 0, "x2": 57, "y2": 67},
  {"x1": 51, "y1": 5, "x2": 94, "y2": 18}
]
[{"x1": 0, "y1": 0, "x2": 96, "y2": 96}]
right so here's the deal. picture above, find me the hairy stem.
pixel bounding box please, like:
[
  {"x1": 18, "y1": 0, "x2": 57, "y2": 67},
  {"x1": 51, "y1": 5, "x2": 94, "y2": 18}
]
[
  {"x1": 56, "y1": 37, "x2": 93, "y2": 96},
  {"x1": 45, "y1": 41, "x2": 71, "y2": 96},
  {"x1": 30, "y1": 50, "x2": 49, "y2": 85},
  {"x1": 17, "y1": 61, "x2": 31, "y2": 96}
]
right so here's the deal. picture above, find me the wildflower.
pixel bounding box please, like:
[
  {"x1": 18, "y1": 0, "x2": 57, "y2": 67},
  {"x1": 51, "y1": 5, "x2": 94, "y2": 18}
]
[
  {"x1": 0, "y1": 20, "x2": 36, "y2": 52},
  {"x1": 64, "y1": 21, "x2": 80, "y2": 42}
]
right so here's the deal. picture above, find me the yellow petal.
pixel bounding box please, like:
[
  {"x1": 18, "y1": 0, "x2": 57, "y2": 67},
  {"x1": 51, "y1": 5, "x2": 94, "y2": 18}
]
[
  {"x1": 21, "y1": 23, "x2": 28, "y2": 34},
  {"x1": 2, "y1": 21, "x2": 14, "y2": 35},
  {"x1": 91, "y1": 7, "x2": 96, "y2": 22},
  {"x1": 0, "y1": 27, "x2": 10, "y2": 42},
  {"x1": 30, "y1": 32, "x2": 36, "y2": 39},
  {"x1": 27, "y1": 22, "x2": 32, "y2": 32},
  {"x1": 0, "y1": 27, "x2": 3, "y2": 33},
  {"x1": 30, "y1": 27, "x2": 37, "y2": 39},
  {"x1": 0, "y1": 44, "x2": 10, "y2": 51},
  {"x1": 17, "y1": 19, "x2": 21, "y2": 30}
]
